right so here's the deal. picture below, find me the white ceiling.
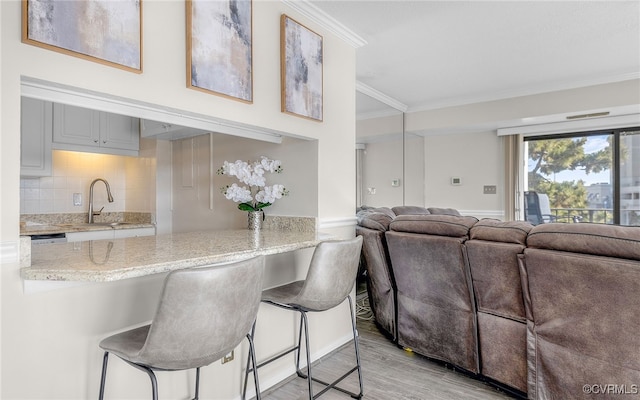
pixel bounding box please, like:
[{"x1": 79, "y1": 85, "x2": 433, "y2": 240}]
[{"x1": 308, "y1": 0, "x2": 640, "y2": 119}]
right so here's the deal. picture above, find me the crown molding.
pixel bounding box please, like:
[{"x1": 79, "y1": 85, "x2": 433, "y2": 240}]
[
  {"x1": 409, "y1": 71, "x2": 640, "y2": 113},
  {"x1": 281, "y1": 0, "x2": 367, "y2": 48},
  {"x1": 356, "y1": 81, "x2": 408, "y2": 113}
]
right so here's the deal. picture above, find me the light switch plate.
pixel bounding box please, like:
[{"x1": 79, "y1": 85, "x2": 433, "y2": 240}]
[{"x1": 483, "y1": 185, "x2": 497, "y2": 194}]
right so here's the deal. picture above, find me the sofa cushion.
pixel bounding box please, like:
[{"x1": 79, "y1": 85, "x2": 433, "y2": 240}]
[
  {"x1": 527, "y1": 223, "x2": 640, "y2": 261},
  {"x1": 356, "y1": 209, "x2": 394, "y2": 231},
  {"x1": 470, "y1": 219, "x2": 532, "y2": 245},
  {"x1": 427, "y1": 207, "x2": 461, "y2": 216},
  {"x1": 390, "y1": 214, "x2": 478, "y2": 237},
  {"x1": 391, "y1": 205, "x2": 430, "y2": 216}
]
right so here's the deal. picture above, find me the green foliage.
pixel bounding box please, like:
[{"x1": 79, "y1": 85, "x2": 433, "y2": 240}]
[
  {"x1": 533, "y1": 179, "x2": 588, "y2": 209},
  {"x1": 528, "y1": 136, "x2": 611, "y2": 210},
  {"x1": 238, "y1": 202, "x2": 272, "y2": 211}
]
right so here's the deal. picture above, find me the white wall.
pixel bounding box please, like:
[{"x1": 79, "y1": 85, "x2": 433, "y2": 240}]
[
  {"x1": 171, "y1": 134, "x2": 318, "y2": 232},
  {"x1": 424, "y1": 131, "x2": 503, "y2": 218},
  {"x1": 1, "y1": 0, "x2": 356, "y2": 398},
  {"x1": 360, "y1": 137, "x2": 403, "y2": 207}
]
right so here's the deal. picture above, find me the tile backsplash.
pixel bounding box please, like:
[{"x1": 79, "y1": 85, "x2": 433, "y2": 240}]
[{"x1": 20, "y1": 150, "x2": 155, "y2": 214}]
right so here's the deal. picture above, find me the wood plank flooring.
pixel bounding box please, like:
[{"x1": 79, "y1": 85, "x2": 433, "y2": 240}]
[{"x1": 259, "y1": 292, "x2": 517, "y2": 400}]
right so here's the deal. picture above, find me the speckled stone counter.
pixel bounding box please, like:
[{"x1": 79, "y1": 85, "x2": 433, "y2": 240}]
[
  {"x1": 20, "y1": 212, "x2": 154, "y2": 236},
  {"x1": 22, "y1": 229, "x2": 331, "y2": 282}
]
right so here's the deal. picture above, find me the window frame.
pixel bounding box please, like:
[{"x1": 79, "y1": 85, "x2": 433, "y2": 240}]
[{"x1": 522, "y1": 126, "x2": 640, "y2": 225}]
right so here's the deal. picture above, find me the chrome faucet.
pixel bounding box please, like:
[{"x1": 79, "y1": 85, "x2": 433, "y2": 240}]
[{"x1": 88, "y1": 178, "x2": 114, "y2": 224}]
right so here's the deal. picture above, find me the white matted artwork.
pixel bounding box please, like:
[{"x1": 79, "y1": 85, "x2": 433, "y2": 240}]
[
  {"x1": 281, "y1": 14, "x2": 323, "y2": 121},
  {"x1": 187, "y1": 0, "x2": 253, "y2": 103},
  {"x1": 22, "y1": 0, "x2": 142, "y2": 73}
]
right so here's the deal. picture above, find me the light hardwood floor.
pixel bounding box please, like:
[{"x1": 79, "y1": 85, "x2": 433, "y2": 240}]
[{"x1": 259, "y1": 294, "x2": 517, "y2": 400}]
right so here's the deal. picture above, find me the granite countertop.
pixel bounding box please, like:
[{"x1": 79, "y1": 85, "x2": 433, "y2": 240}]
[
  {"x1": 22, "y1": 229, "x2": 330, "y2": 282},
  {"x1": 20, "y1": 212, "x2": 155, "y2": 236}
]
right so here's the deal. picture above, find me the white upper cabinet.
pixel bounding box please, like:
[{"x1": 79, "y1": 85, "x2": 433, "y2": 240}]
[
  {"x1": 53, "y1": 103, "x2": 139, "y2": 156},
  {"x1": 21, "y1": 97, "x2": 53, "y2": 177},
  {"x1": 101, "y1": 112, "x2": 140, "y2": 151}
]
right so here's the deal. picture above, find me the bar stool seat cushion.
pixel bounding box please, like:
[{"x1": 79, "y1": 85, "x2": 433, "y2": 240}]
[
  {"x1": 100, "y1": 258, "x2": 264, "y2": 371},
  {"x1": 262, "y1": 238, "x2": 362, "y2": 312}
]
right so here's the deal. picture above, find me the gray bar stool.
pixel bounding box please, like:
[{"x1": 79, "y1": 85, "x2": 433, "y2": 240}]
[
  {"x1": 244, "y1": 236, "x2": 364, "y2": 399},
  {"x1": 98, "y1": 256, "x2": 265, "y2": 400}
]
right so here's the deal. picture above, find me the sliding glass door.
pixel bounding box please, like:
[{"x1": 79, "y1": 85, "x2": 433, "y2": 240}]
[
  {"x1": 620, "y1": 130, "x2": 640, "y2": 225},
  {"x1": 524, "y1": 128, "x2": 639, "y2": 226}
]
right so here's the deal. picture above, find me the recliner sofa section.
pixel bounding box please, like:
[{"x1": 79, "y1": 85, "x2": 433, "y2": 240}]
[
  {"x1": 355, "y1": 207, "x2": 398, "y2": 340},
  {"x1": 355, "y1": 209, "x2": 476, "y2": 354},
  {"x1": 386, "y1": 214, "x2": 481, "y2": 374},
  {"x1": 358, "y1": 211, "x2": 640, "y2": 399},
  {"x1": 466, "y1": 219, "x2": 533, "y2": 393},
  {"x1": 518, "y1": 223, "x2": 640, "y2": 399},
  {"x1": 355, "y1": 205, "x2": 434, "y2": 340}
]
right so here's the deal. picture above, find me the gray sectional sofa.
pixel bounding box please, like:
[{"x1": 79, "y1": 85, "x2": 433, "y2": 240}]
[{"x1": 356, "y1": 207, "x2": 640, "y2": 399}]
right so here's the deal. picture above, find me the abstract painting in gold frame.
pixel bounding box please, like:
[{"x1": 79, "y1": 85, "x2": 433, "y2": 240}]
[
  {"x1": 281, "y1": 14, "x2": 323, "y2": 121},
  {"x1": 187, "y1": 0, "x2": 253, "y2": 103},
  {"x1": 22, "y1": 0, "x2": 142, "y2": 73}
]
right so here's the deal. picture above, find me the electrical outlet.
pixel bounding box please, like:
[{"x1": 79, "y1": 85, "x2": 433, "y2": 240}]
[
  {"x1": 483, "y1": 185, "x2": 497, "y2": 194},
  {"x1": 367, "y1": 187, "x2": 377, "y2": 195},
  {"x1": 73, "y1": 193, "x2": 82, "y2": 206},
  {"x1": 221, "y1": 350, "x2": 234, "y2": 364}
]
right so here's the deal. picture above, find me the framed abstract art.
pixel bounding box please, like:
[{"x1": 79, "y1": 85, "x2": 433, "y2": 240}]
[
  {"x1": 187, "y1": 0, "x2": 253, "y2": 103},
  {"x1": 281, "y1": 14, "x2": 323, "y2": 121},
  {"x1": 22, "y1": 0, "x2": 142, "y2": 73}
]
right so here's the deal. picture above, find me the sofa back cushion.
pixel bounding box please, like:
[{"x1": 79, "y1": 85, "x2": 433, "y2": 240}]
[
  {"x1": 390, "y1": 214, "x2": 478, "y2": 237},
  {"x1": 356, "y1": 207, "x2": 395, "y2": 232},
  {"x1": 526, "y1": 223, "x2": 640, "y2": 261},
  {"x1": 470, "y1": 218, "x2": 531, "y2": 245},
  {"x1": 391, "y1": 205, "x2": 430, "y2": 216},
  {"x1": 427, "y1": 207, "x2": 461, "y2": 216}
]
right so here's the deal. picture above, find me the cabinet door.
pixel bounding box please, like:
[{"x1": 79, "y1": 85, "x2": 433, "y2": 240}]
[
  {"x1": 101, "y1": 113, "x2": 140, "y2": 151},
  {"x1": 21, "y1": 97, "x2": 53, "y2": 177},
  {"x1": 53, "y1": 104, "x2": 101, "y2": 147}
]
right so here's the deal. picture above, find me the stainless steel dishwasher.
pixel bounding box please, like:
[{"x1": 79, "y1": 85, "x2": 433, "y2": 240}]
[{"x1": 29, "y1": 233, "x2": 67, "y2": 244}]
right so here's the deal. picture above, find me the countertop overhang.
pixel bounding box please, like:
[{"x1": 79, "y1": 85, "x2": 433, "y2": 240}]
[{"x1": 22, "y1": 229, "x2": 330, "y2": 282}]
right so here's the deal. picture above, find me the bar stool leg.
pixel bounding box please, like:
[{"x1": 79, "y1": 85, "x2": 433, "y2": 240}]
[
  {"x1": 193, "y1": 367, "x2": 200, "y2": 400},
  {"x1": 294, "y1": 297, "x2": 364, "y2": 399},
  {"x1": 247, "y1": 332, "x2": 262, "y2": 400},
  {"x1": 242, "y1": 321, "x2": 258, "y2": 400},
  {"x1": 348, "y1": 295, "x2": 364, "y2": 399},
  {"x1": 99, "y1": 352, "x2": 109, "y2": 400},
  {"x1": 300, "y1": 311, "x2": 313, "y2": 399}
]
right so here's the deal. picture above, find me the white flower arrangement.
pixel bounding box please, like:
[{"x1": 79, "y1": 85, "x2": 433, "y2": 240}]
[{"x1": 217, "y1": 156, "x2": 289, "y2": 212}]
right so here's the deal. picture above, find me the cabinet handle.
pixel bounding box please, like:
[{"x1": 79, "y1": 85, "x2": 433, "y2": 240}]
[
  {"x1": 103, "y1": 140, "x2": 107, "y2": 144},
  {"x1": 94, "y1": 139, "x2": 99, "y2": 143}
]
